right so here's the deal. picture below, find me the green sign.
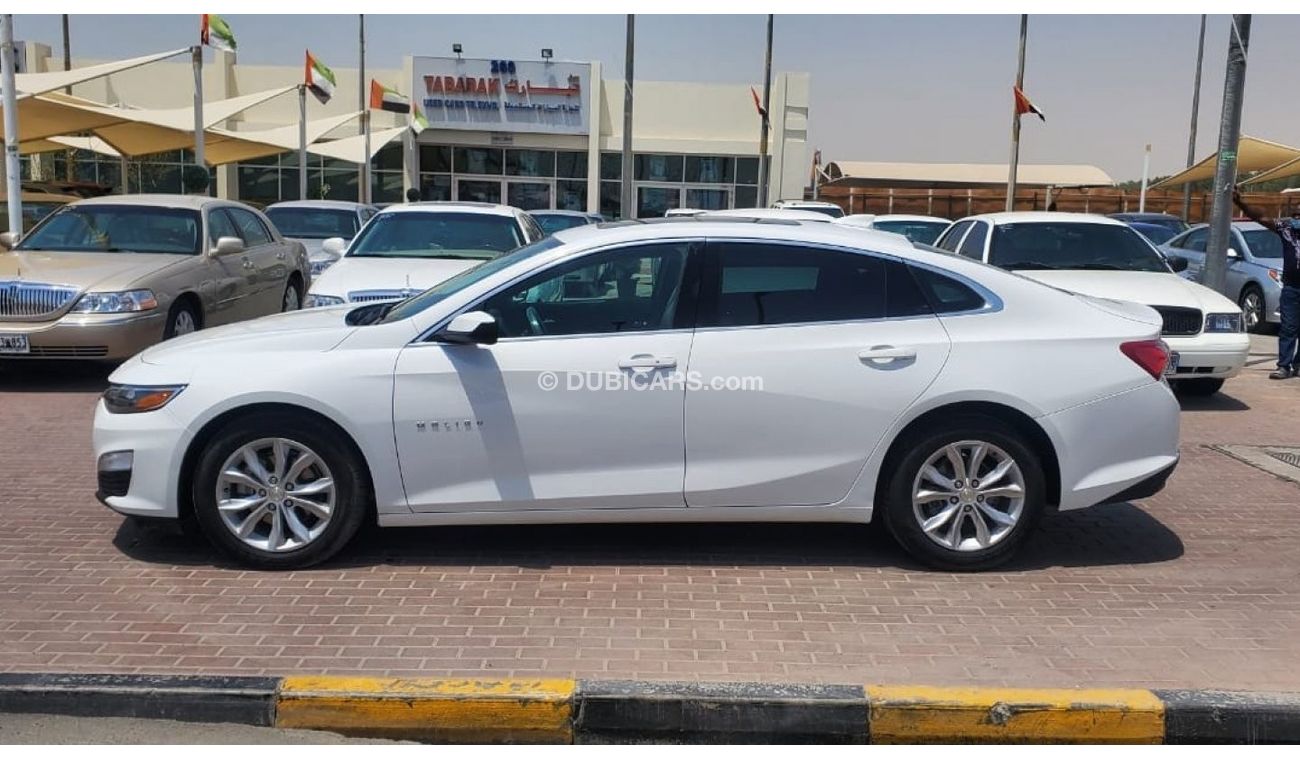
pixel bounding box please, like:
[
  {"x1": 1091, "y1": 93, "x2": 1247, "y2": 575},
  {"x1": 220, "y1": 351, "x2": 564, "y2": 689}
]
[{"x1": 1221, "y1": 150, "x2": 1237, "y2": 162}]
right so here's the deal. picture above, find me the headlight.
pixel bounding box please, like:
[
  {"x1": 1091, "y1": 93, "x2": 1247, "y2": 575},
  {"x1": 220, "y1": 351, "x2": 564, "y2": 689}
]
[
  {"x1": 310, "y1": 259, "x2": 335, "y2": 276},
  {"x1": 1268, "y1": 269, "x2": 1282, "y2": 283},
  {"x1": 1204, "y1": 312, "x2": 1244, "y2": 333},
  {"x1": 70, "y1": 289, "x2": 158, "y2": 313},
  {"x1": 304, "y1": 293, "x2": 345, "y2": 308},
  {"x1": 102, "y1": 384, "x2": 186, "y2": 414}
]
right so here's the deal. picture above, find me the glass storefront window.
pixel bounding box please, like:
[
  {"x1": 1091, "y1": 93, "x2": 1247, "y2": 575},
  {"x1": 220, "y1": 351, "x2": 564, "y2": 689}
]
[
  {"x1": 600, "y1": 181, "x2": 622, "y2": 220},
  {"x1": 736, "y1": 156, "x2": 760, "y2": 185},
  {"x1": 420, "y1": 174, "x2": 453, "y2": 201},
  {"x1": 686, "y1": 187, "x2": 730, "y2": 210},
  {"x1": 454, "y1": 147, "x2": 503, "y2": 175},
  {"x1": 557, "y1": 151, "x2": 588, "y2": 179},
  {"x1": 556, "y1": 180, "x2": 588, "y2": 211},
  {"x1": 420, "y1": 145, "x2": 453, "y2": 173},
  {"x1": 635, "y1": 154, "x2": 683, "y2": 183},
  {"x1": 685, "y1": 156, "x2": 734, "y2": 184},
  {"x1": 371, "y1": 172, "x2": 404, "y2": 204},
  {"x1": 506, "y1": 149, "x2": 556, "y2": 178},
  {"x1": 600, "y1": 152, "x2": 622, "y2": 181},
  {"x1": 457, "y1": 179, "x2": 502, "y2": 204},
  {"x1": 507, "y1": 181, "x2": 552, "y2": 210},
  {"x1": 372, "y1": 143, "x2": 403, "y2": 172},
  {"x1": 734, "y1": 185, "x2": 758, "y2": 208}
]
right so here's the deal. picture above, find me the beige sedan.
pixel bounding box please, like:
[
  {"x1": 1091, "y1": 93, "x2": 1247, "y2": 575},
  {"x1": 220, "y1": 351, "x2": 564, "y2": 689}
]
[{"x1": 0, "y1": 194, "x2": 310, "y2": 361}]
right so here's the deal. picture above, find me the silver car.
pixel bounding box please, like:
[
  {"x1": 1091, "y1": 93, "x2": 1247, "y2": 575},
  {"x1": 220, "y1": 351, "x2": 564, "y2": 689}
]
[
  {"x1": 264, "y1": 200, "x2": 378, "y2": 277},
  {"x1": 1161, "y1": 221, "x2": 1285, "y2": 333}
]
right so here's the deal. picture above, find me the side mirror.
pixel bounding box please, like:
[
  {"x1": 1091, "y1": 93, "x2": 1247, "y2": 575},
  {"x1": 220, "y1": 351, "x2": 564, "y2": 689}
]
[
  {"x1": 1165, "y1": 254, "x2": 1189, "y2": 273},
  {"x1": 1226, "y1": 247, "x2": 1240, "y2": 259},
  {"x1": 436, "y1": 310, "x2": 498, "y2": 346},
  {"x1": 321, "y1": 237, "x2": 348, "y2": 257},
  {"x1": 0, "y1": 231, "x2": 19, "y2": 250},
  {"x1": 213, "y1": 236, "x2": 245, "y2": 256}
]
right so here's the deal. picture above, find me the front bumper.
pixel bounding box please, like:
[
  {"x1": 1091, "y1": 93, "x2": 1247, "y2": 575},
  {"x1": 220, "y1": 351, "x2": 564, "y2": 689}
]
[
  {"x1": 0, "y1": 312, "x2": 165, "y2": 361},
  {"x1": 92, "y1": 399, "x2": 187, "y2": 518},
  {"x1": 1164, "y1": 332, "x2": 1250, "y2": 380}
]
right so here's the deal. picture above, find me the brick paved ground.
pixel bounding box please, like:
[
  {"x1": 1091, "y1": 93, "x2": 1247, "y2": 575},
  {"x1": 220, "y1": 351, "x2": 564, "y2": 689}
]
[{"x1": 1, "y1": 336, "x2": 1298, "y2": 689}]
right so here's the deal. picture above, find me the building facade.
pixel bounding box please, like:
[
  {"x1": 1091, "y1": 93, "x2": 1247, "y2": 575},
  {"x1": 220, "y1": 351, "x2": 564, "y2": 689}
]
[{"x1": 24, "y1": 44, "x2": 810, "y2": 217}]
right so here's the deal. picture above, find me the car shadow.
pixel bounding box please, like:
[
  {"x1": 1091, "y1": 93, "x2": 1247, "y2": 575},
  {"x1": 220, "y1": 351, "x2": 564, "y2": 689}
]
[
  {"x1": 1177, "y1": 392, "x2": 1250, "y2": 412},
  {"x1": 112, "y1": 502, "x2": 1182, "y2": 573},
  {"x1": 0, "y1": 361, "x2": 114, "y2": 393}
]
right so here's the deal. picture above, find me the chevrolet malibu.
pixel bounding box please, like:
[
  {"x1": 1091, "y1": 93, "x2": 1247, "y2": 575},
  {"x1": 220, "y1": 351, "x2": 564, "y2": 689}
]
[
  {"x1": 94, "y1": 219, "x2": 1180, "y2": 571},
  {"x1": 1, "y1": 195, "x2": 310, "y2": 361}
]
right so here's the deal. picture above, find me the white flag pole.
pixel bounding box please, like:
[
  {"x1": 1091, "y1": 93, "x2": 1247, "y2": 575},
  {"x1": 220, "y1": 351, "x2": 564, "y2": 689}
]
[
  {"x1": 191, "y1": 45, "x2": 204, "y2": 168},
  {"x1": 298, "y1": 84, "x2": 308, "y2": 199}
]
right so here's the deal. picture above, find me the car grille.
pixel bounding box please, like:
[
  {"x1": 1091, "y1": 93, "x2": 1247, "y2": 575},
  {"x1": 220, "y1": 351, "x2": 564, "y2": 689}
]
[
  {"x1": 1152, "y1": 306, "x2": 1203, "y2": 336},
  {"x1": 0, "y1": 281, "x2": 80, "y2": 318},
  {"x1": 26, "y1": 346, "x2": 110, "y2": 358},
  {"x1": 348, "y1": 289, "x2": 420, "y2": 303}
]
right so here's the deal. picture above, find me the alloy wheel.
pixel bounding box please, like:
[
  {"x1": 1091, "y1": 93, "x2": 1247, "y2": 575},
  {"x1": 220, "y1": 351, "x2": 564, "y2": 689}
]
[
  {"x1": 214, "y1": 437, "x2": 335, "y2": 553},
  {"x1": 911, "y1": 440, "x2": 1026, "y2": 552},
  {"x1": 1241, "y1": 291, "x2": 1262, "y2": 332},
  {"x1": 283, "y1": 285, "x2": 301, "y2": 312},
  {"x1": 172, "y1": 310, "x2": 197, "y2": 336}
]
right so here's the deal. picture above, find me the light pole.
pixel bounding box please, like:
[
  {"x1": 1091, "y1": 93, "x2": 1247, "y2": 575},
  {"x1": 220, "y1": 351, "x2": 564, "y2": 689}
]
[
  {"x1": 620, "y1": 15, "x2": 634, "y2": 219},
  {"x1": 1182, "y1": 14, "x2": 1206, "y2": 222},
  {"x1": 1005, "y1": 14, "x2": 1029, "y2": 212},
  {"x1": 757, "y1": 14, "x2": 773, "y2": 207},
  {"x1": 1202, "y1": 15, "x2": 1251, "y2": 294}
]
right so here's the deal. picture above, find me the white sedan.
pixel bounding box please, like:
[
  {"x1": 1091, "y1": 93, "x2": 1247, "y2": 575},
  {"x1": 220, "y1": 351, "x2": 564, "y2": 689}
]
[
  {"x1": 934, "y1": 212, "x2": 1249, "y2": 396},
  {"x1": 94, "y1": 220, "x2": 1180, "y2": 571}
]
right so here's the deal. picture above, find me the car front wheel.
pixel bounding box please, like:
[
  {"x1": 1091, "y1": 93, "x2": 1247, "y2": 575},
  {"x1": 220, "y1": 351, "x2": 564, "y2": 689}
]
[
  {"x1": 191, "y1": 412, "x2": 369, "y2": 569},
  {"x1": 881, "y1": 416, "x2": 1045, "y2": 571}
]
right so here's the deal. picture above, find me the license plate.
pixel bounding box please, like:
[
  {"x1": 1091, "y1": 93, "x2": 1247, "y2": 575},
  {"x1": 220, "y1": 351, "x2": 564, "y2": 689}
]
[
  {"x1": 1164, "y1": 351, "x2": 1180, "y2": 376},
  {"x1": 0, "y1": 334, "x2": 30, "y2": 354}
]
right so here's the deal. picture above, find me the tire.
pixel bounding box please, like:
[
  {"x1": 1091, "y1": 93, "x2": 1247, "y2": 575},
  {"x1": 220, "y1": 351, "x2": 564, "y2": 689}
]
[
  {"x1": 190, "y1": 411, "x2": 369, "y2": 569},
  {"x1": 1239, "y1": 285, "x2": 1268, "y2": 334},
  {"x1": 880, "y1": 415, "x2": 1046, "y2": 571},
  {"x1": 1171, "y1": 377, "x2": 1225, "y2": 397},
  {"x1": 163, "y1": 299, "x2": 200, "y2": 339},
  {"x1": 282, "y1": 278, "x2": 302, "y2": 312}
]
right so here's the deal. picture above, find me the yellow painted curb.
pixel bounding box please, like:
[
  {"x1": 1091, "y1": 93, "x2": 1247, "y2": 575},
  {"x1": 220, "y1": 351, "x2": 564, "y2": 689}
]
[
  {"x1": 866, "y1": 685, "x2": 1165, "y2": 744},
  {"x1": 277, "y1": 676, "x2": 575, "y2": 743}
]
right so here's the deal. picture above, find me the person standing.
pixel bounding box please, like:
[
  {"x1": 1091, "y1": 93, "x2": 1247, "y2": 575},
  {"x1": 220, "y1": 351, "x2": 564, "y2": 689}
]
[{"x1": 1233, "y1": 190, "x2": 1300, "y2": 379}]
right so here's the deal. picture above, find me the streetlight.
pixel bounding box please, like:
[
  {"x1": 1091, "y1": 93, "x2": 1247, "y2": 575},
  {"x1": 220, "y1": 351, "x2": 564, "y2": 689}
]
[
  {"x1": 452, "y1": 43, "x2": 463, "y2": 60},
  {"x1": 541, "y1": 48, "x2": 553, "y2": 62}
]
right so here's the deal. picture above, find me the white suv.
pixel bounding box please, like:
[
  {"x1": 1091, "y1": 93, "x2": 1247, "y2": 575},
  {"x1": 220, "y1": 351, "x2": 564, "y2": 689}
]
[{"x1": 935, "y1": 212, "x2": 1249, "y2": 396}]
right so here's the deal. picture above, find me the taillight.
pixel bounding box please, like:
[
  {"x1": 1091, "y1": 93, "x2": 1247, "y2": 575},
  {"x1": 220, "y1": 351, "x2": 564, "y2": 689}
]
[{"x1": 1121, "y1": 339, "x2": 1170, "y2": 380}]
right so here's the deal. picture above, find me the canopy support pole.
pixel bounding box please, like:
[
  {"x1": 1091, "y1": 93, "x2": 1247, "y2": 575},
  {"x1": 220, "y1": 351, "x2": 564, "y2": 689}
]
[
  {"x1": 1, "y1": 14, "x2": 22, "y2": 235},
  {"x1": 191, "y1": 45, "x2": 204, "y2": 168}
]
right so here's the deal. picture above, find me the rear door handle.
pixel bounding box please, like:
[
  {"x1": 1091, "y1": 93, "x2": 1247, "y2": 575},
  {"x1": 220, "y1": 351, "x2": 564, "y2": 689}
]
[
  {"x1": 618, "y1": 353, "x2": 678, "y2": 370},
  {"x1": 859, "y1": 345, "x2": 917, "y2": 364}
]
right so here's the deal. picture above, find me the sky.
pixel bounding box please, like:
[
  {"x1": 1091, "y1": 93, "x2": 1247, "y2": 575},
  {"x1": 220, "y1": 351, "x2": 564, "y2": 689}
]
[{"x1": 12, "y1": 14, "x2": 1300, "y2": 182}]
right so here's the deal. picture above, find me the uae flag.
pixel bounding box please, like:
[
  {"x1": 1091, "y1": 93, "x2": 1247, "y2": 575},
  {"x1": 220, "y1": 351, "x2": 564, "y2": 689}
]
[
  {"x1": 370, "y1": 80, "x2": 411, "y2": 114},
  {"x1": 200, "y1": 14, "x2": 237, "y2": 52},
  {"x1": 1014, "y1": 85, "x2": 1046, "y2": 121},
  {"x1": 410, "y1": 103, "x2": 429, "y2": 134},
  {"x1": 305, "y1": 51, "x2": 336, "y2": 104},
  {"x1": 750, "y1": 86, "x2": 769, "y2": 126}
]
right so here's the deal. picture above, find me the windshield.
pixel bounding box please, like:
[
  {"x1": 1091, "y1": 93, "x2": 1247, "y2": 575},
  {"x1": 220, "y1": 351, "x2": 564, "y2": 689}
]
[
  {"x1": 348, "y1": 211, "x2": 524, "y2": 261},
  {"x1": 1243, "y1": 229, "x2": 1283, "y2": 260},
  {"x1": 989, "y1": 222, "x2": 1169, "y2": 273},
  {"x1": 381, "y1": 237, "x2": 564, "y2": 323},
  {"x1": 1132, "y1": 224, "x2": 1177, "y2": 245},
  {"x1": 265, "y1": 207, "x2": 360, "y2": 239},
  {"x1": 15, "y1": 205, "x2": 202, "y2": 255},
  {"x1": 873, "y1": 220, "x2": 949, "y2": 245},
  {"x1": 534, "y1": 214, "x2": 591, "y2": 235}
]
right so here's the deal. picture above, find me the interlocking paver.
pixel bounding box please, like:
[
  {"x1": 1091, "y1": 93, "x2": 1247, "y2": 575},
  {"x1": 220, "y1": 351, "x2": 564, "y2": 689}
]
[{"x1": 1, "y1": 336, "x2": 1299, "y2": 689}]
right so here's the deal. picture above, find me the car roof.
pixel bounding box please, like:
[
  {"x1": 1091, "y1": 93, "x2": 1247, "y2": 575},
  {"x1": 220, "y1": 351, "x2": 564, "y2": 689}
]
[
  {"x1": 961, "y1": 211, "x2": 1129, "y2": 227},
  {"x1": 702, "y1": 208, "x2": 835, "y2": 222},
  {"x1": 267, "y1": 200, "x2": 374, "y2": 211},
  {"x1": 773, "y1": 199, "x2": 840, "y2": 207},
  {"x1": 868, "y1": 214, "x2": 951, "y2": 223},
  {"x1": 69, "y1": 194, "x2": 229, "y2": 210},
  {"x1": 376, "y1": 201, "x2": 521, "y2": 217},
  {"x1": 1109, "y1": 212, "x2": 1182, "y2": 221},
  {"x1": 1184, "y1": 221, "x2": 1266, "y2": 232},
  {"x1": 530, "y1": 209, "x2": 595, "y2": 218}
]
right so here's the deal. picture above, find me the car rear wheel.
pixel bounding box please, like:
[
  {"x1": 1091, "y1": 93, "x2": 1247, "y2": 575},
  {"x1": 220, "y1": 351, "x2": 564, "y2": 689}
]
[
  {"x1": 191, "y1": 412, "x2": 369, "y2": 569},
  {"x1": 282, "y1": 280, "x2": 302, "y2": 312},
  {"x1": 1240, "y1": 285, "x2": 1267, "y2": 334},
  {"x1": 881, "y1": 416, "x2": 1045, "y2": 571},
  {"x1": 1171, "y1": 378, "x2": 1225, "y2": 396},
  {"x1": 163, "y1": 301, "x2": 199, "y2": 339}
]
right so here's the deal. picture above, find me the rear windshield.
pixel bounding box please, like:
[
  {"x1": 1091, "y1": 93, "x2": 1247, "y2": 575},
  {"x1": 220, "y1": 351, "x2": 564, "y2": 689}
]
[
  {"x1": 348, "y1": 212, "x2": 524, "y2": 261},
  {"x1": 16, "y1": 205, "x2": 202, "y2": 255},
  {"x1": 266, "y1": 207, "x2": 360, "y2": 239},
  {"x1": 989, "y1": 222, "x2": 1168, "y2": 273}
]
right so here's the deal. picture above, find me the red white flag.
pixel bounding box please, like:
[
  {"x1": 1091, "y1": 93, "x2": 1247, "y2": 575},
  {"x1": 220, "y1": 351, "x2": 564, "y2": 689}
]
[{"x1": 1014, "y1": 85, "x2": 1046, "y2": 122}]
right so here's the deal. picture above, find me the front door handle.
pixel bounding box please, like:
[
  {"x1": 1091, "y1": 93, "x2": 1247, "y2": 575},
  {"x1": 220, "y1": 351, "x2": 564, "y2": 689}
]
[
  {"x1": 241, "y1": 257, "x2": 254, "y2": 270},
  {"x1": 859, "y1": 345, "x2": 917, "y2": 364},
  {"x1": 618, "y1": 353, "x2": 677, "y2": 370}
]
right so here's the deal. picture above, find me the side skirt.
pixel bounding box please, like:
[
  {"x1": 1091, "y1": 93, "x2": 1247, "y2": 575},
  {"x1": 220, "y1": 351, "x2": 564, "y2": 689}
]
[{"x1": 379, "y1": 506, "x2": 874, "y2": 528}]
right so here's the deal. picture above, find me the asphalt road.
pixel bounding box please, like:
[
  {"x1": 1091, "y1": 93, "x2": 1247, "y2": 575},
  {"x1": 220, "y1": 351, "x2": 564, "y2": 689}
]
[{"x1": 0, "y1": 713, "x2": 402, "y2": 744}]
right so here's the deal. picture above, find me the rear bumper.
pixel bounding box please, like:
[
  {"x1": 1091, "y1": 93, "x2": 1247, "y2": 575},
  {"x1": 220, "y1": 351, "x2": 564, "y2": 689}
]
[{"x1": 1087, "y1": 456, "x2": 1178, "y2": 507}]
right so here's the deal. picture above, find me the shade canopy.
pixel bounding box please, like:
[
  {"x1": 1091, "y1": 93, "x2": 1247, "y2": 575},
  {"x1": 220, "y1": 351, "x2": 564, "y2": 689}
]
[
  {"x1": 204, "y1": 111, "x2": 363, "y2": 165},
  {"x1": 1240, "y1": 155, "x2": 1300, "y2": 187},
  {"x1": 6, "y1": 49, "x2": 189, "y2": 99},
  {"x1": 307, "y1": 125, "x2": 407, "y2": 165},
  {"x1": 1151, "y1": 136, "x2": 1300, "y2": 189},
  {"x1": 824, "y1": 161, "x2": 1114, "y2": 188},
  {"x1": 3, "y1": 92, "x2": 125, "y2": 143}
]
